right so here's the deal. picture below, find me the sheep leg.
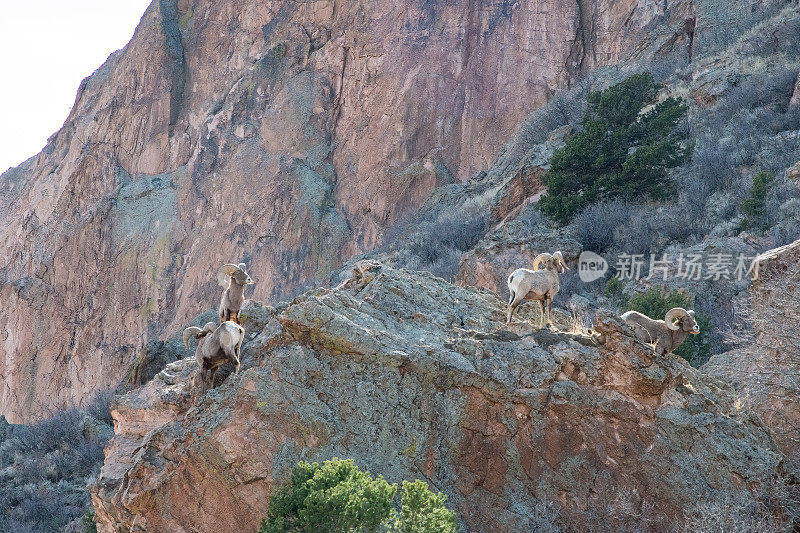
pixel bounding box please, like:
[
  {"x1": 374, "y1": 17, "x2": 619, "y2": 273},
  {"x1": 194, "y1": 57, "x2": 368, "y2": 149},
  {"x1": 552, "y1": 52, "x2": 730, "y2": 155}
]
[
  {"x1": 233, "y1": 339, "x2": 243, "y2": 374},
  {"x1": 199, "y1": 368, "x2": 209, "y2": 394},
  {"x1": 537, "y1": 300, "x2": 546, "y2": 327},
  {"x1": 223, "y1": 344, "x2": 240, "y2": 375},
  {"x1": 506, "y1": 302, "x2": 522, "y2": 325},
  {"x1": 506, "y1": 291, "x2": 525, "y2": 325},
  {"x1": 208, "y1": 367, "x2": 219, "y2": 389},
  {"x1": 545, "y1": 297, "x2": 553, "y2": 325}
]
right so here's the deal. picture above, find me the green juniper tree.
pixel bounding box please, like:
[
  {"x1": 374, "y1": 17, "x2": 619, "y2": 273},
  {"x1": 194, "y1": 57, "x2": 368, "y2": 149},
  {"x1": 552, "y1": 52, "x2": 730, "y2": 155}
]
[
  {"x1": 258, "y1": 458, "x2": 457, "y2": 533},
  {"x1": 741, "y1": 171, "x2": 775, "y2": 230},
  {"x1": 539, "y1": 73, "x2": 692, "y2": 223}
]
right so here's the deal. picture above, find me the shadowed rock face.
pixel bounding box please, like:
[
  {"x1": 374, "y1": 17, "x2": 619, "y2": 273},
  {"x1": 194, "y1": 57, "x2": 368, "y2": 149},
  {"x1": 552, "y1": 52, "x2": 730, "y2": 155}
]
[
  {"x1": 704, "y1": 239, "x2": 800, "y2": 460},
  {"x1": 90, "y1": 263, "x2": 783, "y2": 532},
  {"x1": 0, "y1": 0, "x2": 700, "y2": 421}
]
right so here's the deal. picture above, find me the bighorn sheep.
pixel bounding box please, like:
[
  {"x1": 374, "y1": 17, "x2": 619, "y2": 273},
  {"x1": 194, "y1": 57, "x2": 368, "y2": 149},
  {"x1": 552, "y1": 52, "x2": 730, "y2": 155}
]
[
  {"x1": 218, "y1": 263, "x2": 253, "y2": 324},
  {"x1": 506, "y1": 251, "x2": 569, "y2": 325},
  {"x1": 182, "y1": 321, "x2": 244, "y2": 392},
  {"x1": 620, "y1": 308, "x2": 699, "y2": 355}
]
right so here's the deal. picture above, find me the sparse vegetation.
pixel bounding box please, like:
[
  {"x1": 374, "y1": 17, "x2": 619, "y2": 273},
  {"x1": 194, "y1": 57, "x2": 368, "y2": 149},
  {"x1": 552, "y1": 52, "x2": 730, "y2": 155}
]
[
  {"x1": 573, "y1": 199, "x2": 630, "y2": 253},
  {"x1": 676, "y1": 66, "x2": 800, "y2": 239},
  {"x1": 0, "y1": 392, "x2": 114, "y2": 533},
  {"x1": 682, "y1": 477, "x2": 800, "y2": 533},
  {"x1": 381, "y1": 207, "x2": 489, "y2": 280},
  {"x1": 539, "y1": 73, "x2": 692, "y2": 223},
  {"x1": 83, "y1": 509, "x2": 98, "y2": 533},
  {"x1": 603, "y1": 276, "x2": 627, "y2": 306},
  {"x1": 258, "y1": 458, "x2": 457, "y2": 533},
  {"x1": 585, "y1": 491, "x2": 669, "y2": 532}
]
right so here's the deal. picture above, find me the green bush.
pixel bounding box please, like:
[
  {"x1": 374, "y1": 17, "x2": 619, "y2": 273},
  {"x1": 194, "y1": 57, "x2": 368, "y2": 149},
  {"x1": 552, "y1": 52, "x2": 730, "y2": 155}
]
[
  {"x1": 741, "y1": 171, "x2": 775, "y2": 230},
  {"x1": 258, "y1": 458, "x2": 457, "y2": 533},
  {"x1": 628, "y1": 288, "x2": 712, "y2": 366},
  {"x1": 394, "y1": 480, "x2": 457, "y2": 533},
  {"x1": 603, "y1": 277, "x2": 627, "y2": 306},
  {"x1": 83, "y1": 509, "x2": 98, "y2": 533},
  {"x1": 539, "y1": 73, "x2": 691, "y2": 223}
]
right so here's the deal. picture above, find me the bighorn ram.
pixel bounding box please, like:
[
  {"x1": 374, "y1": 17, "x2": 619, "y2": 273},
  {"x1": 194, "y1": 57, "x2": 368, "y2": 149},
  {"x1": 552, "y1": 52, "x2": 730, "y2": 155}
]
[
  {"x1": 182, "y1": 321, "x2": 244, "y2": 392},
  {"x1": 620, "y1": 307, "x2": 700, "y2": 355},
  {"x1": 506, "y1": 251, "x2": 569, "y2": 325},
  {"x1": 218, "y1": 263, "x2": 253, "y2": 324}
]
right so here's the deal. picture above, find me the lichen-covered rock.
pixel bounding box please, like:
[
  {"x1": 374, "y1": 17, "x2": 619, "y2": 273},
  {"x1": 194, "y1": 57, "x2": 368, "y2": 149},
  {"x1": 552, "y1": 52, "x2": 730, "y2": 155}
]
[
  {"x1": 0, "y1": 0, "x2": 704, "y2": 422},
  {"x1": 91, "y1": 263, "x2": 785, "y2": 532}
]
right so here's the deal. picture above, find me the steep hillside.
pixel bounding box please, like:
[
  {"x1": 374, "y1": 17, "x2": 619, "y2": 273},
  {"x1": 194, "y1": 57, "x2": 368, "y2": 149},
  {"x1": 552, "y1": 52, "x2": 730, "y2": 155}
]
[
  {"x1": 90, "y1": 261, "x2": 791, "y2": 532},
  {"x1": 0, "y1": 0, "x2": 709, "y2": 422}
]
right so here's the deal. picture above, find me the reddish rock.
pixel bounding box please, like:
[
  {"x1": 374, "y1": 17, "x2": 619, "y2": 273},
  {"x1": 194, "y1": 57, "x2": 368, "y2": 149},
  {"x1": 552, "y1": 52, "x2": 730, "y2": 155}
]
[
  {"x1": 787, "y1": 161, "x2": 800, "y2": 183},
  {"x1": 456, "y1": 227, "x2": 582, "y2": 297},
  {"x1": 0, "y1": 0, "x2": 698, "y2": 422},
  {"x1": 91, "y1": 265, "x2": 784, "y2": 532},
  {"x1": 704, "y1": 239, "x2": 800, "y2": 459}
]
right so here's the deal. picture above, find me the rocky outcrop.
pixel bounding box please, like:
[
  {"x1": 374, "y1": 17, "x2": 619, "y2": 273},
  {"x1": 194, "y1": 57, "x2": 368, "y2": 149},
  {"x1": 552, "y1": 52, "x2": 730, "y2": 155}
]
[
  {"x1": 704, "y1": 239, "x2": 800, "y2": 459},
  {"x1": 788, "y1": 161, "x2": 800, "y2": 183},
  {"x1": 91, "y1": 263, "x2": 785, "y2": 532},
  {"x1": 453, "y1": 129, "x2": 580, "y2": 297},
  {"x1": 0, "y1": 0, "x2": 703, "y2": 422},
  {"x1": 456, "y1": 222, "x2": 582, "y2": 298}
]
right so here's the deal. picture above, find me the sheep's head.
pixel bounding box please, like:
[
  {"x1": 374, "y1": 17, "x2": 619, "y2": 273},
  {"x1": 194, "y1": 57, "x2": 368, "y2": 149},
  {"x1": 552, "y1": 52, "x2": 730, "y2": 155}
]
[
  {"x1": 552, "y1": 251, "x2": 569, "y2": 274},
  {"x1": 665, "y1": 308, "x2": 699, "y2": 334},
  {"x1": 218, "y1": 263, "x2": 254, "y2": 287},
  {"x1": 532, "y1": 251, "x2": 569, "y2": 273}
]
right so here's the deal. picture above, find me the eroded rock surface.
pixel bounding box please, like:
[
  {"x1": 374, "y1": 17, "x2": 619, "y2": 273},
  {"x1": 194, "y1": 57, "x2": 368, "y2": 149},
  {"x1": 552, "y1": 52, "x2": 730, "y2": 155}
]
[
  {"x1": 0, "y1": 0, "x2": 701, "y2": 422},
  {"x1": 704, "y1": 239, "x2": 800, "y2": 459},
  {"x1": 91, "y1": 263, "x2": 784, "y2": 532}
]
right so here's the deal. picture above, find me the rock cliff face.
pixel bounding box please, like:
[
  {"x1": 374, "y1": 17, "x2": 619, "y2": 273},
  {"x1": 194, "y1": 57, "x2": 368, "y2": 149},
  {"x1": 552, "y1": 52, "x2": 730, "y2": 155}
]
[
  {"x1": 704, "y1": 239, "x2": 800, "y2": 460},
  {"x1": 0, "y1": 0, "x2": 702, "y2": 422},
  {"x1": 91, "y1": 263, "x2": 785, "y2": 532}
]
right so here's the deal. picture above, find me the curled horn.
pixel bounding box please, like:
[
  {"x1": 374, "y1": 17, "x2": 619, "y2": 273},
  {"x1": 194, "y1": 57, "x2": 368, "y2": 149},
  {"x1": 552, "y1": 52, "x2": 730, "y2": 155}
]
[
  {"x1": 217, "y1": 263, "x2": 241, "y2": 287},
  {"x1": 182, "y1": 326, "x2": 204, "y2": 350},
  {"x1": 532, "y1": 253, "x2": 554, "y2": 271},
  {"x1": 664, "y1": 308, "x2": 690, "y2": 331}
]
